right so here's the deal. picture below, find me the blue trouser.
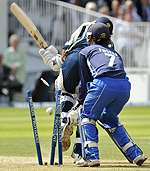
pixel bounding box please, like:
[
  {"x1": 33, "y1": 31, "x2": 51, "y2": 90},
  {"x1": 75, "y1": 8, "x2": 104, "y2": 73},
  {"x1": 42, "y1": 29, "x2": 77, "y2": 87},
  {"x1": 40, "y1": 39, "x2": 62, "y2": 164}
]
[
  {"x1": 82, "y1": 77, "x2": 131, "y2": 123},
  {"x1": 81, "y1": 77, "x2": 143, "y2": 161},
  {"x1": 62, "y1": 47, "x2": 84, "y2": 94}
]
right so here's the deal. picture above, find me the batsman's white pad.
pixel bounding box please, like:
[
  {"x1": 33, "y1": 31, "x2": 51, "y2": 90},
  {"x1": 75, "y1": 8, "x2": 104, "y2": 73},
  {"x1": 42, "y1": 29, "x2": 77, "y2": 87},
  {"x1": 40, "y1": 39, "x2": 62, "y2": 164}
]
[
  {"x1": 60, "y1": 92, "x2": 75, "y2": 105},
  {"x1": 55, "y1": 69, "x2": 64, "y2": 91}
]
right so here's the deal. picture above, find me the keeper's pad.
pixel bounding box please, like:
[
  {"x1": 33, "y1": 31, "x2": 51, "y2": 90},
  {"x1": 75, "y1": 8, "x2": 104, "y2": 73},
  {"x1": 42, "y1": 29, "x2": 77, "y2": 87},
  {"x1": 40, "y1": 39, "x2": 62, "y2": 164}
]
[
  {"x1": 78, "y1": 114, "x2": 99, "y2": 160},
  {"x1": 97, "y1": 122, "x2": 143, "y2": 163}
]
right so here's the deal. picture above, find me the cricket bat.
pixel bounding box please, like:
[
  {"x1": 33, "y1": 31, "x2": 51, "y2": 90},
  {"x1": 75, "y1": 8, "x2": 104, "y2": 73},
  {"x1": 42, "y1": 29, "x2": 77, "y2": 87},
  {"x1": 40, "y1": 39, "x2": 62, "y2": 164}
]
[{"x1": 10, "y1": 2, "x2": 48, "y2": 49}]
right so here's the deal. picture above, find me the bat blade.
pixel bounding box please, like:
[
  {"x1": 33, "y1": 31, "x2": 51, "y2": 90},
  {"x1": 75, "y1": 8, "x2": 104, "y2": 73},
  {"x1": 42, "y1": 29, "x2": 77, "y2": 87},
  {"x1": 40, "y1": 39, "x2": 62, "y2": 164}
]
[{"x1": 10, "y1": 3, "x2": 48, "y2": 49}]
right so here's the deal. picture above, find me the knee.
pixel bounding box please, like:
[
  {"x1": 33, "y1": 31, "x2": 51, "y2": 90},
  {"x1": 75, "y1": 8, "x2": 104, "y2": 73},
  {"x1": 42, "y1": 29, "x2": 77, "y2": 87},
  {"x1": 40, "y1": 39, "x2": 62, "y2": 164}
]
[{"x1": 99, "y1": 111, "x2": 119, "y2": 128}]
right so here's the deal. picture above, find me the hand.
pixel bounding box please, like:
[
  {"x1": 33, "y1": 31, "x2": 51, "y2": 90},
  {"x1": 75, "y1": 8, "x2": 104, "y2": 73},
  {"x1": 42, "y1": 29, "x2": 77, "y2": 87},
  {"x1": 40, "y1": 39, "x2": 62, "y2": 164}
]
[
  {"x1": 39, "y1": 45, "x2": 63, "y2": 71},
  {"x1": 39, "y1": 45, "x2": 58, "y2": 67},
  {"x1": 68, "y1": 104, "x2": 82, "y2": 126},
  {"x1": 68, "y1": 109, "x2": 78, "y2": 126}
]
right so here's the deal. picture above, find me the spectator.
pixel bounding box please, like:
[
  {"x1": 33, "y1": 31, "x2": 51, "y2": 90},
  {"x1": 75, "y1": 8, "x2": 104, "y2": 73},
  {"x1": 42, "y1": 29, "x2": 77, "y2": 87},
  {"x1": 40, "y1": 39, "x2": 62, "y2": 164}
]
[
  {"x1": 122, "y1": 0, "x2": 141, "y2": 22},
  {"x1": 97, "y1": 0, "x2": 108, "y2": 8},
  {"x1": 110, "y1": 0, "x2": 121, "y2": 18},
  {"x1": 85, "y1": 1, "x2": 97, "y2": 11},
  {"x1": 98, "y1": 5, "x2": 110, "y2": 15},
  {"x1": 116, "y1": 7, "x2": 143, "y2": 67},
  {"x1": 97, "y1": 0, "x2": 112, "y2": 10},
  {"x1": 140, "y1": 0, "x2": 150, "y2": 21},
  {"x1": 0, "y1": 54, "x2": 10, "y2": 99},
  {"x1": 3, "y1": 34, "x2": 26, "y2": 105}
]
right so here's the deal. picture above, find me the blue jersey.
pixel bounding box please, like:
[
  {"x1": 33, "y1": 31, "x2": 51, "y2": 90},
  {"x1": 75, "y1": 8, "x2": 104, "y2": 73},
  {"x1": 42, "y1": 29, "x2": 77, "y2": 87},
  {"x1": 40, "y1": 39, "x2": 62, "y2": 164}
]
[
  {"x1": 80, "y1": 44, "x2": 126, "y2": 78},
  {"x1": 78, "y1": 44, "x2": 126, "y2": 101}
]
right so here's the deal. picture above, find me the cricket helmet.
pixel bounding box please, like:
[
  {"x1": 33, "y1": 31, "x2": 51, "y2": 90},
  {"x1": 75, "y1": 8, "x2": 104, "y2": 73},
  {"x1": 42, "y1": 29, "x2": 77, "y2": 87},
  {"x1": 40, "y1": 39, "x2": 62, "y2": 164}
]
[
  {"x1": 96, "y1": 17, "x2": 113, "y2": 35},
  {"x1": 88, "y1": 23, "x2": 110, "y2": 44}
]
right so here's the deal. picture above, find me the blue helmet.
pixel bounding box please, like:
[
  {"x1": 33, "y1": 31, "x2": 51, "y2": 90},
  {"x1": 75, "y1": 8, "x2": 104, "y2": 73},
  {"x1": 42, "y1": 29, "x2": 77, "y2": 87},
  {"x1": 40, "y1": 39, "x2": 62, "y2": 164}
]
[
  {"x1": 89, "y1": 23, "x2": 110, "y2": 43},
  {"x1": 96, "y1": 17, "x2": 113, "y2": 35},
  {"x1": 87, "y1": 23, "x2": 111, "y2": 45}
]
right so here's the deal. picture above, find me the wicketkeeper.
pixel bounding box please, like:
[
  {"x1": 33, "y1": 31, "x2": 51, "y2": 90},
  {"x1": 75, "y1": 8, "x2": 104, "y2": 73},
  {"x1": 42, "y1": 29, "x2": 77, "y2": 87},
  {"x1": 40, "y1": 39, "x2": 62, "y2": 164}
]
[{"x1": 75, "y1": 22, "x2": 147, "y2": 167}]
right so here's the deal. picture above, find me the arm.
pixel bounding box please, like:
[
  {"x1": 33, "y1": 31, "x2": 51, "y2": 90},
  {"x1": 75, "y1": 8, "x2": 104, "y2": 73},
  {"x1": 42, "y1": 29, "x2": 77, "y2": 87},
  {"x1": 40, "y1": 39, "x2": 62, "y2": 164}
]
[{"x1": 78, "y1": 51, "x2": 93, "y2": 104}]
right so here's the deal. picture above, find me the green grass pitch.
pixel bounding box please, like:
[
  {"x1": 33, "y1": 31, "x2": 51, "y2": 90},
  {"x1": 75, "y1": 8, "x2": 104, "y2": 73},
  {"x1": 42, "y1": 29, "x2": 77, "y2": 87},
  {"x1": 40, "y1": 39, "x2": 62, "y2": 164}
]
[{"x1": 0, "y1": 106, "x2": 150, "y2": 171}]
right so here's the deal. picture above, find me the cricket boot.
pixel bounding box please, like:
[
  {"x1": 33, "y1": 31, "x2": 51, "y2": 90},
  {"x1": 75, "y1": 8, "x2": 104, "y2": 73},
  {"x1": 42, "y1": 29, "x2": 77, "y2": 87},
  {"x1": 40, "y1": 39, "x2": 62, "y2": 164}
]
[
  {"x1": 134, "y1": 154, "x2": 147, "y2": 166},
  {"x1": 71, "y1": 127, "x2": 82, "y2": 163},
  {"x1": 71, "y1": 141, "x2": 82, "y2": 163},
  {"x1": 75, "y1": 158, "x2": 100, "y2": 167}
]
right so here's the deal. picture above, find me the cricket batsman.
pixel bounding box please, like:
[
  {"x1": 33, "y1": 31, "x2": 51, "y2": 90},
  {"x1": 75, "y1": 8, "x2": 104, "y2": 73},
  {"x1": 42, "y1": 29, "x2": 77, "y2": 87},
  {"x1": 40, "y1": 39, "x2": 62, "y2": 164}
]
[{"x1": 75, "y1": 22, "x2": 147, "y2": 167}]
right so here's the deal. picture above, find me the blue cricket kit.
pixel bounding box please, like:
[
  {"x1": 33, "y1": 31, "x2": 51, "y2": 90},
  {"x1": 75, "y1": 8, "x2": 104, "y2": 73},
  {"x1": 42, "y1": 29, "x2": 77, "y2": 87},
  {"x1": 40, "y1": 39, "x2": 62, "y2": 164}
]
[
  {"x1": 79, "y1": 44, "x2": 127, "y2": 158},
  {"x1": 79, "y1": 44, "x2": 130, "y2": 122},
  {"x1": 78, "y1": 44, "x2": 146, "y2": 162}
]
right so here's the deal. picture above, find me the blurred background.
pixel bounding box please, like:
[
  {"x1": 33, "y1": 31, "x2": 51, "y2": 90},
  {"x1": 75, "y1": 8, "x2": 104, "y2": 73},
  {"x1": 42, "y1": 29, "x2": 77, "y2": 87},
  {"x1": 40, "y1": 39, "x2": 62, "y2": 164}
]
[{"x1": 0, "y1": 0, "x2": 150, "y2": 106}]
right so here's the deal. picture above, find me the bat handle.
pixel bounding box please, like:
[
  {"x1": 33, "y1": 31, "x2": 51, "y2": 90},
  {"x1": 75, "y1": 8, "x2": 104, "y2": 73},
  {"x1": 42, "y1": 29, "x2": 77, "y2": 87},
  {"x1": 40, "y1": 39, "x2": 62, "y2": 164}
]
[
  {"x1": 39, "y1": 40, "x2": 48, "y2": 49},
  {"x1": 43, "y1": 45, "x2": 48, "y2": 49}
]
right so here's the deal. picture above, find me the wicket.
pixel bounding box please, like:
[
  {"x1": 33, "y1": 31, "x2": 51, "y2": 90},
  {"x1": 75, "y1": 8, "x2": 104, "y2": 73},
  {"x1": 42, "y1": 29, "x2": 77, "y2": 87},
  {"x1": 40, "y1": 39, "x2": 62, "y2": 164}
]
[
  {"x1": 50, "y1": 90, "x2": 63, "y2": 165},
  {"x1": 27, "y1": 91, "x2": 43, "y2": 165}
]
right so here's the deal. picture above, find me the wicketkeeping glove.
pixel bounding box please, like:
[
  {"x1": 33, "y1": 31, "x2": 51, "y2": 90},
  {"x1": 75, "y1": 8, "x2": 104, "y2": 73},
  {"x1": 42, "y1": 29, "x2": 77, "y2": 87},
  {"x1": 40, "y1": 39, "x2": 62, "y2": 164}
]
[{"x1": 68, "y1": 101, "x2": 82, "y2": 126}]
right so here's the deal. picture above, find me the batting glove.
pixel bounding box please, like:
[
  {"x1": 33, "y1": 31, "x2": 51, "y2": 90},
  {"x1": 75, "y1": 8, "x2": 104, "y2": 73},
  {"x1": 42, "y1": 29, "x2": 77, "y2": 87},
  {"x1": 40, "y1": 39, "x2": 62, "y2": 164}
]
[{"x1": 39, "y1": 45, "x2": 63, "y2": 71}]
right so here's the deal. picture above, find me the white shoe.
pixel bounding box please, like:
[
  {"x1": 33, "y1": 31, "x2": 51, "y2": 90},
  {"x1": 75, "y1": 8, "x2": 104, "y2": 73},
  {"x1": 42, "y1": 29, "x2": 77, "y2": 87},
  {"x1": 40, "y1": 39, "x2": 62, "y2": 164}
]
[
  {"x1": 71, "y1": 152, "x2": 82, "y2": 163},
  {"x1": 75, "y1": 158, "x2": 100, "y2": 167},
  {"x1": 61, "y1": 122, "x2": 73, "y2": 152},
  {"x1": 134, "y1": 154, "x2": 147, "y2": 166}
]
